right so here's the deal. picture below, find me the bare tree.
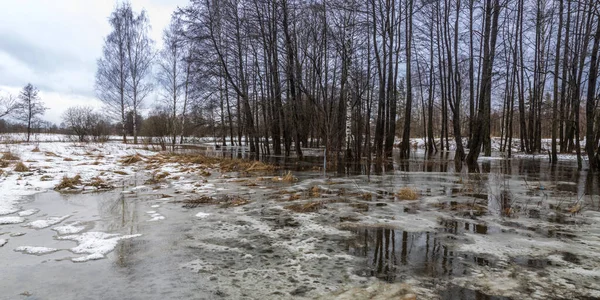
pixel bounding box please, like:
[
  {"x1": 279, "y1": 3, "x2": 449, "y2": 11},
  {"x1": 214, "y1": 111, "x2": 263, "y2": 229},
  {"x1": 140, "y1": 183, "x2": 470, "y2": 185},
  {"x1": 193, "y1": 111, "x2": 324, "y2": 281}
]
[
  {"x1": 96, "y1": 2, "x2": 130, "y2": 143},
  {"x1": 16, "y1": 83, "x2": 47, "y2": 142},
  {"x1": 0, "y1": 92, "x2": 17, "y2": 119},
  {"x1": 157, "y1": 17, "x2": 185, "y2": 149},
  {"x1": 124, "y1": 3, "x2": 154, "y2": 144}
]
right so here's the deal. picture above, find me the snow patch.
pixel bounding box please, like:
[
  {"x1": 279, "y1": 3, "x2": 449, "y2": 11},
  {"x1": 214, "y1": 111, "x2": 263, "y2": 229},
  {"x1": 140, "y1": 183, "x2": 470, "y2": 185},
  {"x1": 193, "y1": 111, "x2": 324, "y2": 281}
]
[
  {"x1": 52, "y1": 222, "x2": 86, "y2": 235},
  {"x1": 26, "y1": 215, "x2": 71, "y2": 229},
  {"x1": 0, "y1": 239, "x2": 7, "y2": 247},
  {"x1": 0, "y1": 216, "x2": 26, "y2": 225},
  {"x1": 14, "y1": 246, "x2": 59, "y2": 255},
  {"x1": 195, "y1": 212, "x2": 211, "y2": 218},
  {"x1": 18, "y1": 209, "x2": 39, "y2": 217},
  {"x1": 58, "y1": 231, "x2": 142, "y2": 262}
]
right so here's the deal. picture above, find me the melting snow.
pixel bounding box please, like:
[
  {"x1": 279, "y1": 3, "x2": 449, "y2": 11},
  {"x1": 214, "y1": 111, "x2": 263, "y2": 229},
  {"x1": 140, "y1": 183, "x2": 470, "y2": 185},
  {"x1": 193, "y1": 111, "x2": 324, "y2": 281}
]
[
  {"x1": 14, "y1": 246, "x2": 59, "y2": 255},
  {"x1": 52, "y1": 222, "x2": 86, "y2": 235},
  {"x1": 18, "y1": 209, "x2": 39, "y2": 217},
  {"x1": 0, "y1": 216, "x2": 26, "y2": 225},
  {"x1": 0, "y1": 239, "x2": 7, "y2": 247},
  {"x1": 195, "y1": 212, "x2": 211, "y2": 218},
  {"x1": 58, "y1": 231, "x2": 142, "y2": 262},
  {"x1": 26, "y1": 215, "x2": 71, "y2": 229}
]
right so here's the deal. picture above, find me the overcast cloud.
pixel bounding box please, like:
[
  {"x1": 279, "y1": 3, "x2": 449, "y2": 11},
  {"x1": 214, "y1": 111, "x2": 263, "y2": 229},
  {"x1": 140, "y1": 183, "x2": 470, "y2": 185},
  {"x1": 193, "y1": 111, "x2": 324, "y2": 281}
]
[{"x1": 0, "y1": 0, "x2": 189, "y2": 124}]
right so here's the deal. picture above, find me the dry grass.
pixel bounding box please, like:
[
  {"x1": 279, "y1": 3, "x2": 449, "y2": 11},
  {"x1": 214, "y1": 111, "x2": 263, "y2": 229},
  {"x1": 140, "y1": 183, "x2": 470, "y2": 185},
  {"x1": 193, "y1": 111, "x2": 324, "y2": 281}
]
[
  {"x1": 147, "y1": 153, "x2": 277, "y2": 173},
  {"x1": 54, "y1": 175, "x2": 82, "y2": 190},
  {"x1": 361, "y1": 193, "x2": 373, "y2": 201},
  {"x1": 31, "y1": 146, "x2": 41, "y2": 152},
  {"x1": 2, "y1": 152, "x2": 20, "y2": 161},
  {"x1": 63, "y1": 157, "x2": 74, "y2": 162},
  {"x1": 396, "y1": 187, "x2": 419, "y2": 200},
  {"x1": 350, "y1": 203, "x2": 369, "y2": 211},
  {"x1": 14, "y1": 162, "x2": 29, "y2": 172},
  {"x1": 120, "y1": 154, "x2": 144, "y2": 165},
  {"x1": 285, "y1": 201, "x2": 324, "y2": 213},
  {"x1": 44, "y1": 152, "x2": 59, "y2": 157},
  {"x1": 88, "y1": 177, "x2": 113, "y2": 189},
  {"x1": 287, "y1": 194, "x2": 302, "y2": 201},
  {"x1": 113, "y1": 170, "x2": 129, "y2": 175},
  {"x1": 309, "y1": 186, "x2": 322, "y2": 198},
  {"x1": 0, "y1": 160, "x2": 9, "y2": 168},
  {"x1": 40, "y1": 175, "x2": 53, "y2": 181},
  {"x1": 179, "y1": 196, "x2": 216, "y2": 208},
  {"x1": 219, "y1": 195, "x2": 250, "y2": 208}
]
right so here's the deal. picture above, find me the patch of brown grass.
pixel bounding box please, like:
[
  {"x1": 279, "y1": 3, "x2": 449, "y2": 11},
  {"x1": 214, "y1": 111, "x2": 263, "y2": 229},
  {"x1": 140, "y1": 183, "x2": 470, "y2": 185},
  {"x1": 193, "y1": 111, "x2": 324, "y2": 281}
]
[
  {"x1": 287, "y1": 194, "x2": 302, "y2": 201},
  {"x1": 120, "y1": 154, "x2": 144, "y2": 165},
  {"x1": 309, "y1": 186, "x2": 322, "y2": 198},
  {"x1": 0, "y1": 160, "x2": 8, "y2": 168},
  {"x1": 44, "y1": 152, "x2": 59, "y2": 157},
  {"x1": 40, "y1": 175, "x2": 53, "y2": 181},
  {"x1": 396, "y1": 187, "x2": 419, "y2": 200},
  {"x1": 88, "y1": 177, "x2": 113, "y2": 189},
  {"x1": 350, "y1": 203, "x2": 369, "y2": 211},
  {"x1": 219, "y1": 195, "x2": 250, "y2": 208},
  {"x1": 113, "y1": 170, "x2": 128, "y2": 175},
  {"x1": 285, "y1": 201, "x2": 324, "y2": 213},
  {"x1": 179, "y1": 196, "x2": 216, "y2": 208},
  {"x1": 14, "y1": 162, "x2": 29, "y2": 172},
  {"x1": 63, "y1": 157, "x2": 74, "y2": 161},
  {"x1": 2, "y1": 152, "x2": 20, "y2": 161},
  {"x1": 361, "y1": 193, "x2": 373, "y2": 201},
  {"x1": 31, "y1": 146, "x2": 41, "y2": 152},
  {"x1": 54, "y1": 175, "x2": 82, "y2": 190}
]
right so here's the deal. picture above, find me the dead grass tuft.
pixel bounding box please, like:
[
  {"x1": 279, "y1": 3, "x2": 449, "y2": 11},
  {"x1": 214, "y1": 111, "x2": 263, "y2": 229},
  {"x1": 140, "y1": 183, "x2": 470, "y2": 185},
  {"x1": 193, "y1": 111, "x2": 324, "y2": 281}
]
[
  {"x1": 14, "y1": 162, "x2": 29, "y2": 172},
  {"x1": 350, "y1": 203, "x2": 369, "y2": 211},
  {"x1": 40, "y1": 175, "x2": 53, "y2": 181},
  {"x1": 285, "y1": 201, "x2": 324, "y2": 213},
  {"x1": 309, "y1": 186, "x2": 322, "y2": 198},
  {"x1": 63, "y1": 157, "x2": 74, "y2": 162},
  {"x1": 179, "y1": 196, "x2": 216, "y2": 208},
  {"x1": 2, "y1": 152, "x2": 20, "y2": 161},
  {"x1": 55, "y1": 175, "x2": 82, "y2": 190},
  {"x1": 0, "y1": 160, "x2": 9, "y2": 168},
  {"x1": 31, "y1": 146, "x2": 41, "y2": 152},
  {"x1": 44, "y1": 152, "x2": 59, "y2": 157},
  {"x1": 361, "y1": 193, "x2": 373, "y2": 201},
  {"x1": 396, "y1": 187, "x2": 419, "y2": 200},
  {"x1": 113, "y1": 170, "x2": 128, "y2": 175},
  {"x1": 120, "y1": 154, "x2": 144, "y2": 165},
  {"x1": 88, "y1": 177, "x2": 113, "y2": 189},
  {"x1": 219, "y1": 195, "x2": 250, "y2": 208}
]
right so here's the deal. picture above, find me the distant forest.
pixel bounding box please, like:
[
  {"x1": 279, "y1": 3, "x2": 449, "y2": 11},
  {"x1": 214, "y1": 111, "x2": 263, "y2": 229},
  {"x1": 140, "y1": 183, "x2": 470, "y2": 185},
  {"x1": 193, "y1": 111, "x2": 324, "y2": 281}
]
[{"x1": 2, "y1": 0, "x2": 599, "y2": 170}]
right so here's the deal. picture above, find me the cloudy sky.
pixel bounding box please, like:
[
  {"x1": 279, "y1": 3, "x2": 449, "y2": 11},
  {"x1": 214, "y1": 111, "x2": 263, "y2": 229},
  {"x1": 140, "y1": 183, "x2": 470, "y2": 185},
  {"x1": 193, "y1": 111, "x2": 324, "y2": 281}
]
[{"x1": 0, "y1": 0, "x2": 189, "y2": 124}]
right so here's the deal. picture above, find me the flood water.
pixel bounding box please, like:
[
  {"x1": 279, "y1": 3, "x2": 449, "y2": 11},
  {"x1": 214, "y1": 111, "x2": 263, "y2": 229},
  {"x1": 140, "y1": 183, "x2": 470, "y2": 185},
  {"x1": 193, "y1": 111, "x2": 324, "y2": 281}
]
[{"x1": 1, "y1": 148, "x2": 600, "y2": 299}]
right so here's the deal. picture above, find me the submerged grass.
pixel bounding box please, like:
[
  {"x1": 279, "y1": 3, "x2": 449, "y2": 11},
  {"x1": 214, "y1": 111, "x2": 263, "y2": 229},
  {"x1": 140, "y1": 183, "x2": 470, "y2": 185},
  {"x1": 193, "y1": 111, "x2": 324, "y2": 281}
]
[{"x1": 285, "y1": 201, "x2": 325, "y2": 213}]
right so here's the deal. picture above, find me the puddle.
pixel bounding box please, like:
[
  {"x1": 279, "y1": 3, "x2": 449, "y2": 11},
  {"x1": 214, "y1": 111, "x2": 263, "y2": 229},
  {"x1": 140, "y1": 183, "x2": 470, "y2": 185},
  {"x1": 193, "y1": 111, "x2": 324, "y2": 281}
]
[
  {"x1": 344, "y1": 227, "x2": 496, "y2": 281},
  {"x1": 511, "y1": 256, "x2": 552, "y2": 269},
  {"x1": 439, "y1": 218, "x2": 502, "y2": 235}
]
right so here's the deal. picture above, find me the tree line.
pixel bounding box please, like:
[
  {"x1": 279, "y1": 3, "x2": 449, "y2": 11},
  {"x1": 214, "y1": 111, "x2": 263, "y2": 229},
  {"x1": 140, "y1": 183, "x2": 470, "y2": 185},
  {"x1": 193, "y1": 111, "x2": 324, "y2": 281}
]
[{"x1": 89, "y1": 0, "x2": 600, "y2": 170}]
